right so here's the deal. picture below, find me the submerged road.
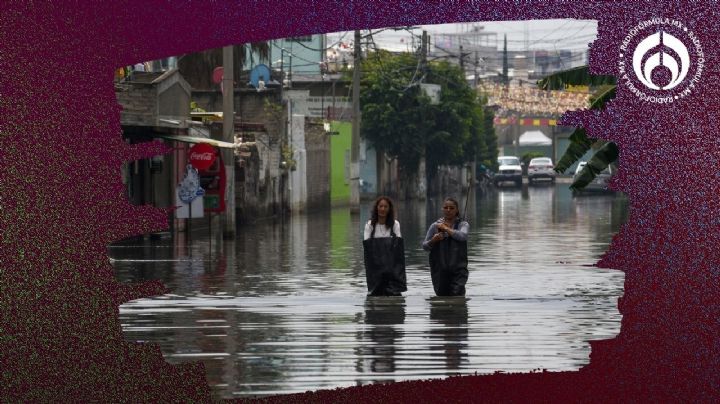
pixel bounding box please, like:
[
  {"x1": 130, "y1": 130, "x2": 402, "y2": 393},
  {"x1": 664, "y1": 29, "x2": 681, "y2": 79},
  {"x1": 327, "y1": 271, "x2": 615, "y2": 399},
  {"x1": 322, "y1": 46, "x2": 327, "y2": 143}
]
[{"x1": 111, "y1": 184, "x2": 628, "y2": 399}]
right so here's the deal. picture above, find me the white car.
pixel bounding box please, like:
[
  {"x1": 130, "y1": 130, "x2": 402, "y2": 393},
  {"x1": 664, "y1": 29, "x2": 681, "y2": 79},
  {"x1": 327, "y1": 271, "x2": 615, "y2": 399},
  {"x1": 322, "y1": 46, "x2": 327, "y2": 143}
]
[
  {"x1": 494, "y1": 156, "x2": 523, "y2": 187},
  {"x1": 527, "y1": 157, "x2": 556, "y2": 184},
  {"x1": 572, "y1": 161, "x2": 615, "y2": 193}
]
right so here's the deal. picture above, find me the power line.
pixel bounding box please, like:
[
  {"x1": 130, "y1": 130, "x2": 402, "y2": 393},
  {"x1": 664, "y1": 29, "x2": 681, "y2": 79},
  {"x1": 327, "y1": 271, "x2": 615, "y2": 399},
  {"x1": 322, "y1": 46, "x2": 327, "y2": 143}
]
[
  {"x1": 364, "y1": 30, "x2": 425, "y2": 92},
  {"x1": 288, "y1": 32, "x2": 350, "y2": 52},
  {"x1": 270, "y1": 42, "x2": 324, "y2": 69}
]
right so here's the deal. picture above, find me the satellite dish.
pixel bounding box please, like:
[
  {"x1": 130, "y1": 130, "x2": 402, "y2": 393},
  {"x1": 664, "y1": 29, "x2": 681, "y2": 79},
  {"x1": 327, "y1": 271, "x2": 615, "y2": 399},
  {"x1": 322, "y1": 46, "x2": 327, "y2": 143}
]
[{"x1": 249, "y1": 64, "x2": 271, "y2": 89}]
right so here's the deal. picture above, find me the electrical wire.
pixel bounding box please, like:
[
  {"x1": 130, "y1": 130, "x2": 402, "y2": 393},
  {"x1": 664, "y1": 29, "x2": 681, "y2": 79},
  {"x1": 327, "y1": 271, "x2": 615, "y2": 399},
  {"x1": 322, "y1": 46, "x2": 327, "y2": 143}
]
[
  {"x1": 288, "y1": 31, "x2": 350, "y2": 52},
  {"x1": 270, "y1": 41, "x2": 324, "y2": 69}
]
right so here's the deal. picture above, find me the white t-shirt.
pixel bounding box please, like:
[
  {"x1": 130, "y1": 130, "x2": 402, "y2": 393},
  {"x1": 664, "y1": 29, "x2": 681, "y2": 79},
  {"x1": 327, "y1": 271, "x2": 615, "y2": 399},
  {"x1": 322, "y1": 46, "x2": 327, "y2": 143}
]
[{"x1": 364, "y1": 220, "x2": 401, "y2": 240}]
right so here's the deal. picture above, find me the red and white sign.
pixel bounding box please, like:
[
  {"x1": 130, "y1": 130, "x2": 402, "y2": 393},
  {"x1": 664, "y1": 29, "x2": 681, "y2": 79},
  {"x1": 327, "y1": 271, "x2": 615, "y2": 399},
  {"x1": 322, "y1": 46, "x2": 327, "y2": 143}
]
[
  {"x1": 188, "y1": 143, "x2": 216, "y2": 171},
  {"x1": 212, "y1": 66, "x2": 224, "y2": 84}
]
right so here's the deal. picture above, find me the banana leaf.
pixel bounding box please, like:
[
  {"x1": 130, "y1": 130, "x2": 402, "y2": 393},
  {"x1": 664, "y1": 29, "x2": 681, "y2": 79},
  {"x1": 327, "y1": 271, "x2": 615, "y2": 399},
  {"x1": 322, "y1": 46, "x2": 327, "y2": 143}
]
[
  {"x1": 570, "y1": 142, "x2": 619, "y2": 190},
  {"x1": 537, "y1": 66, "x2": 616, "y2": 91},
  {"x1": 554, "y1": 127, "x2": 592, "y2": 174},
  {"x1": 553, "y1": 82, "x2": 618, "y2": 174},
  {"x1": 589, "y1": 84, "x2": 617, "y2": 106}
]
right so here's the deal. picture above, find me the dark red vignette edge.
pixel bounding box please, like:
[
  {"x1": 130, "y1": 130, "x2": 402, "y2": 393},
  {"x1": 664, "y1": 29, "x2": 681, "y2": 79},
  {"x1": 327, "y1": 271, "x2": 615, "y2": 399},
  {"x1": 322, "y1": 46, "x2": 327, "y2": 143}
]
[{"x1": 1, "y1": 1, "x2": 718, "y2": 402}]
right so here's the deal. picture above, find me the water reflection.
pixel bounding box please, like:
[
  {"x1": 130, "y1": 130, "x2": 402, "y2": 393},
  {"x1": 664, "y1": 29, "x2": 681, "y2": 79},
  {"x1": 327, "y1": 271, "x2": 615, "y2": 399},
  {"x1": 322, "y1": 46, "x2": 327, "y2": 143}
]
[
  {"x1": 330, "y1": 209, "x2": 353, "y2": 271},
  {"x1": 112, "y1": 183, "x2": 629, "y2": 398},
  {"x1": 355, "y1": 296, "x2": 406, "y2": 382},
  {"x1": 428, "y1": 297, "x2": 469, "y2": 372}
]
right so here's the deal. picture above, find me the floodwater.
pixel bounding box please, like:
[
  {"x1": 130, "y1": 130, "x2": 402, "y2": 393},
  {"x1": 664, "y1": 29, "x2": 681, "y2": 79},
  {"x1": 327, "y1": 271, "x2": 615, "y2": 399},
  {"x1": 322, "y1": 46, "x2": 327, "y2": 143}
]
[{"x1": 111, "y1": 183, "x2": 629, "y2": 399}]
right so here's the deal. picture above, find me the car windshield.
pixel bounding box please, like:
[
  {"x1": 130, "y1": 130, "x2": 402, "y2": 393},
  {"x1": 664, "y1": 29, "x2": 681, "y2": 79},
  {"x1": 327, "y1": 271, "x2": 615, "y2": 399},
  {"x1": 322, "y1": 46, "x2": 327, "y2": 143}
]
[
  {"x1": 530, "y1": 158, "x2": 551, "y2": 165},
  {"x1": 498, "y1": 157, "x2": 520, "y2": 165}
]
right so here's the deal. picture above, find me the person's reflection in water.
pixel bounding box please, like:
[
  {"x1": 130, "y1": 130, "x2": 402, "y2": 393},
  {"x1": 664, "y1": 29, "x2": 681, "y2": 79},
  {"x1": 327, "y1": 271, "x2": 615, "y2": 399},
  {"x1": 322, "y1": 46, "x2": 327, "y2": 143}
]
[
  {"x1": 429, "y1": 296, "x2": 469, "y2": 372},
  {"x1": 355, "y1": 296, "x2": 406, "y2": 384}
]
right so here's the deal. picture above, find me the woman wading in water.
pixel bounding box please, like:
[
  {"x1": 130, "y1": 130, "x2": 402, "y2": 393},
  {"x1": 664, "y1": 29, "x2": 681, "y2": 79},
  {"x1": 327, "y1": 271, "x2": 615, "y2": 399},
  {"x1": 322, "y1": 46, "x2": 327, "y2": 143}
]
[
  {"x1": 422, "y1": 197, "x2": 469, "y2": 296},
  {"x1": 363, "y1": 196, "x2": 406, "y2": 296}
]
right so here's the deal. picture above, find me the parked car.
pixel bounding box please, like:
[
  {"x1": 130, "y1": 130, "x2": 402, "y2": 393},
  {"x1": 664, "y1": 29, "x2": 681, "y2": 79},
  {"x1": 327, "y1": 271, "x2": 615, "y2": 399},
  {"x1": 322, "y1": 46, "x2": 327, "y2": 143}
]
[
  {"x1": 527, "y1": 157, "x2": 556, "y2": 184},
  {"x1": 494, "y1": 156, "x2": 523, "y2": 187},
  {"x1": 572, "y1": 161, "x2": 616, "y2": 194}
]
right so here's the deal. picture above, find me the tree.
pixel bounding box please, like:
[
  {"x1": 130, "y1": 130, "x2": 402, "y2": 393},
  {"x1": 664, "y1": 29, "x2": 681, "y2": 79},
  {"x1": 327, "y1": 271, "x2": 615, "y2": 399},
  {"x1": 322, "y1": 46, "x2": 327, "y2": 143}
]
[
  {"x1": 359, "y1": 51, "x2": 432, "y2": 177},
  {"x1": 358, "y1": 50, "x2": 495, "y2": 194},
  {"x1": 521, "y1": 151, "x2": 545, "y2": 166},
  {"x1": 537, "y1": 66, "x2": 617, "y2": 190},
  {"x1": 424, "y1": 60, "x2": 478, "y2": 170},
  {"x1": 480, "y1": 102, "x2": 498, "y2": 168}
]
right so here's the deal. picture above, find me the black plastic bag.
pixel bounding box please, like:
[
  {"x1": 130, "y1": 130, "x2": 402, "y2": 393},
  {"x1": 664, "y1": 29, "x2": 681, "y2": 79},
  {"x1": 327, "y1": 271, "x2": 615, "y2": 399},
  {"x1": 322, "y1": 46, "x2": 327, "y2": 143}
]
[{"x1": 363, "y1": 236, "x2": 407, "y2": 296}]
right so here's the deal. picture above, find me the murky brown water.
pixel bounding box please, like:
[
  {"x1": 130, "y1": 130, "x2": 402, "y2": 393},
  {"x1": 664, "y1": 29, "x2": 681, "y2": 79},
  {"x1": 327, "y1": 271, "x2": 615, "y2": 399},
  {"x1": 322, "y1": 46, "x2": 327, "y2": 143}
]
[{"x1": 111, "y1": 184, "x2": 628, "y2": 399}]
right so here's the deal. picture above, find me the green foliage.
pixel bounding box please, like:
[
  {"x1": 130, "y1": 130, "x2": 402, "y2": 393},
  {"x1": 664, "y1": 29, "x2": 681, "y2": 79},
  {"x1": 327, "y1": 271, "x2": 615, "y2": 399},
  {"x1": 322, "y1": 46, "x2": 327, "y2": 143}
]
[
  {"x1": 539, "y1": 66, "x2": 619, "y2": 188},
  {"x1": 359, "y1": 50, "x2": 495, "y2": 178},
  {"x1": 481, "y1": 103, "x2": 498, "y2": 168},
  {"x1": 590, "y1": 84, "x2": 617, "y2": 104},
  {"x1": 554, "y1": 86, "x2": 617, "y2": 173},
  {"x1": 359, "y1": 51, "x2": 428, "y2": 172},
  {"x1": 537, "y1": 66, "x2": 616, "y2": 91},
  {"x1": 521, "y1": 151, "x2": 546, "y2": 165},
  {"x1": 280, "y1": 143, "x2": 296, "y2": 171},
  {"x1": 554, "y1": 128, "x2": 592, "y2": 173},
  {"x1": 263, "y1": 98, "x2": 283, "y2": 116},
  {"x1": 570, "y1": 142, "x2": 619, "y2": 190}
]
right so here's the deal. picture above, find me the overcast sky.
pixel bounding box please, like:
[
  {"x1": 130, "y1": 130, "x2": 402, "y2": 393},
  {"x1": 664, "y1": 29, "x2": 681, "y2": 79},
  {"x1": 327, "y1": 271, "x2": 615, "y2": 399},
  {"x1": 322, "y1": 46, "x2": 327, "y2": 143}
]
[{"x1": 328, "y1": 19, "x2": 598, "y2": 53}]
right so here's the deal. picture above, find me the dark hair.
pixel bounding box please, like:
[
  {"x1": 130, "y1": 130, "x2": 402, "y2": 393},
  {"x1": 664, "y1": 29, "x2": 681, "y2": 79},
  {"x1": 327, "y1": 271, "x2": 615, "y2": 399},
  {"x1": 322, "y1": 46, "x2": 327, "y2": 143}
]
[
  {"x1": 443, "y1": 197, "x2": 460, "y2": 218},
  {"x1": 370, "y1": 196, "x2": 395, "y2": 233}
]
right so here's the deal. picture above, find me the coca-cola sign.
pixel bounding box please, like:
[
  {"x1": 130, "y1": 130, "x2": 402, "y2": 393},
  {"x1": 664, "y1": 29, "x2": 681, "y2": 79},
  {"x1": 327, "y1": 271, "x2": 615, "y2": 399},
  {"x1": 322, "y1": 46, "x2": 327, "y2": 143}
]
[
  {"x1": 188, "y1": 143, "x2": 216, "y2": 170},
  {"x1": 190, "y1": 152, "x2": 214, "y2": 161}
]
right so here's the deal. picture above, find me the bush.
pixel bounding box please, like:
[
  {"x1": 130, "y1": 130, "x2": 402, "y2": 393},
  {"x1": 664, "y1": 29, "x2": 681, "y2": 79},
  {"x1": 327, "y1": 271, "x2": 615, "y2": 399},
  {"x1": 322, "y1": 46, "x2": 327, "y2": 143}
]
[{"x1": 521, "y1": 151, "x2": 546, "y2": 165}]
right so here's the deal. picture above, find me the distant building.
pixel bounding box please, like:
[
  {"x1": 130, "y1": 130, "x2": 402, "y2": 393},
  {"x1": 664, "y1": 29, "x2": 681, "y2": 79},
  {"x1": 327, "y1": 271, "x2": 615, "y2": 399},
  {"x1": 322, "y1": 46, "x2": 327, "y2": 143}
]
[
  {"x1": 115, "y1": 69, "x2": 192, "y2": 235},
  {"x1": 243, "y1": 34, "x2": 327, "y2": 79},
  {"x1": 430, "y1": 26, "x2": 500, "y2": 82},
  {"x1": 427, "y1": 24, "x2": 588, "y2": 85}
]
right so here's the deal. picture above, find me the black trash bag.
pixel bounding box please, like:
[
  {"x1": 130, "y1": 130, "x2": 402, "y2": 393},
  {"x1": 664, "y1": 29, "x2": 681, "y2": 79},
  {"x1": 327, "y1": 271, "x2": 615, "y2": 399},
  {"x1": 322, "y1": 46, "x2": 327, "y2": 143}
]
[
  {"x1": 363, "y1": 236, "x2": 407, "y2": 296},
  {"x1": 429, "y1": 222, "x2": 468, "y2": 296}
]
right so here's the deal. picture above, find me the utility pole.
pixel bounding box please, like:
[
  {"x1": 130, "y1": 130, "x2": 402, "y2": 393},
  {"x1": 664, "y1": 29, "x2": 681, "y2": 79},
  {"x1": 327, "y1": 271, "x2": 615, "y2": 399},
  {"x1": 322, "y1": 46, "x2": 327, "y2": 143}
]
[
  {"x1": 350, "y1": 30, "x2": 361, "y2": 213},
  {"x1": 420, "y1": 30, "x2": 428, "y2": 200},
  {"x1": 474, "y1": 51, "x2": 479, "y2": 88},
  {"x1": 502, "y1": 34, "x2": 509, "y2": 87},
  {"x1": 222, "y1": 45, "x2": 236, "y2": 239},
  {"x1": 421, "y1": 30, "x2": 428, "y2": 70}
]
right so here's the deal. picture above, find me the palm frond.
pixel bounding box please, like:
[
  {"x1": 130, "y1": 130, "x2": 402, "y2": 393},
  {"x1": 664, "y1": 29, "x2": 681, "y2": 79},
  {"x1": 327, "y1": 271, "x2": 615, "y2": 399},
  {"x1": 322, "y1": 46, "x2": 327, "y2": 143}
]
[
  {"x1": 551, "y1": 81, "x2": 618, "y2": 174},
  {"x1": 247, "y1": 42, "x2": 270, "y2": 62},
  {"x1": 554, "y1": 128, "x2": 592, "y2": 174},
  {"x1": 537, "y1": 66, "x2": 616, "y2": 91},
  {"x1": 589, "y1": 85, "x2": 617, "y2": 108},
  {"x1": 570, "y1": 142, "x2": 619, "y2": 190}
]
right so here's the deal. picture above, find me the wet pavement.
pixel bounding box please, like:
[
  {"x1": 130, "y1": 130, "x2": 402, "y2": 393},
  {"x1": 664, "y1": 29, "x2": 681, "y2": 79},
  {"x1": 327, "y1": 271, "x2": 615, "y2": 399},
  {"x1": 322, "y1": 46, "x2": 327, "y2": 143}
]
[{"x1": 111, "y1": 183, "x2": 628, "y2": 399}]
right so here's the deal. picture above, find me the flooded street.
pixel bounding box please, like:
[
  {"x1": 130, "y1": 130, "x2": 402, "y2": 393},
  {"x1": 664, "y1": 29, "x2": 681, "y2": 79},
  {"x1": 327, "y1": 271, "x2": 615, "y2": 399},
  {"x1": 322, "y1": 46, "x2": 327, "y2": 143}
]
[{"x1": 111, "y1": 184, "x2": 629, "y2": 399}]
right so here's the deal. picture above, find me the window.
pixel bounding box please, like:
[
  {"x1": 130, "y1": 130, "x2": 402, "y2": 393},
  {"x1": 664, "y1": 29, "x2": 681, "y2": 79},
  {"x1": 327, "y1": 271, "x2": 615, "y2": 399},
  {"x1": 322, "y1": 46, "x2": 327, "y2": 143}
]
[{"x1": 499, "y1": 157, "x2": 520, "y2": 166}]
